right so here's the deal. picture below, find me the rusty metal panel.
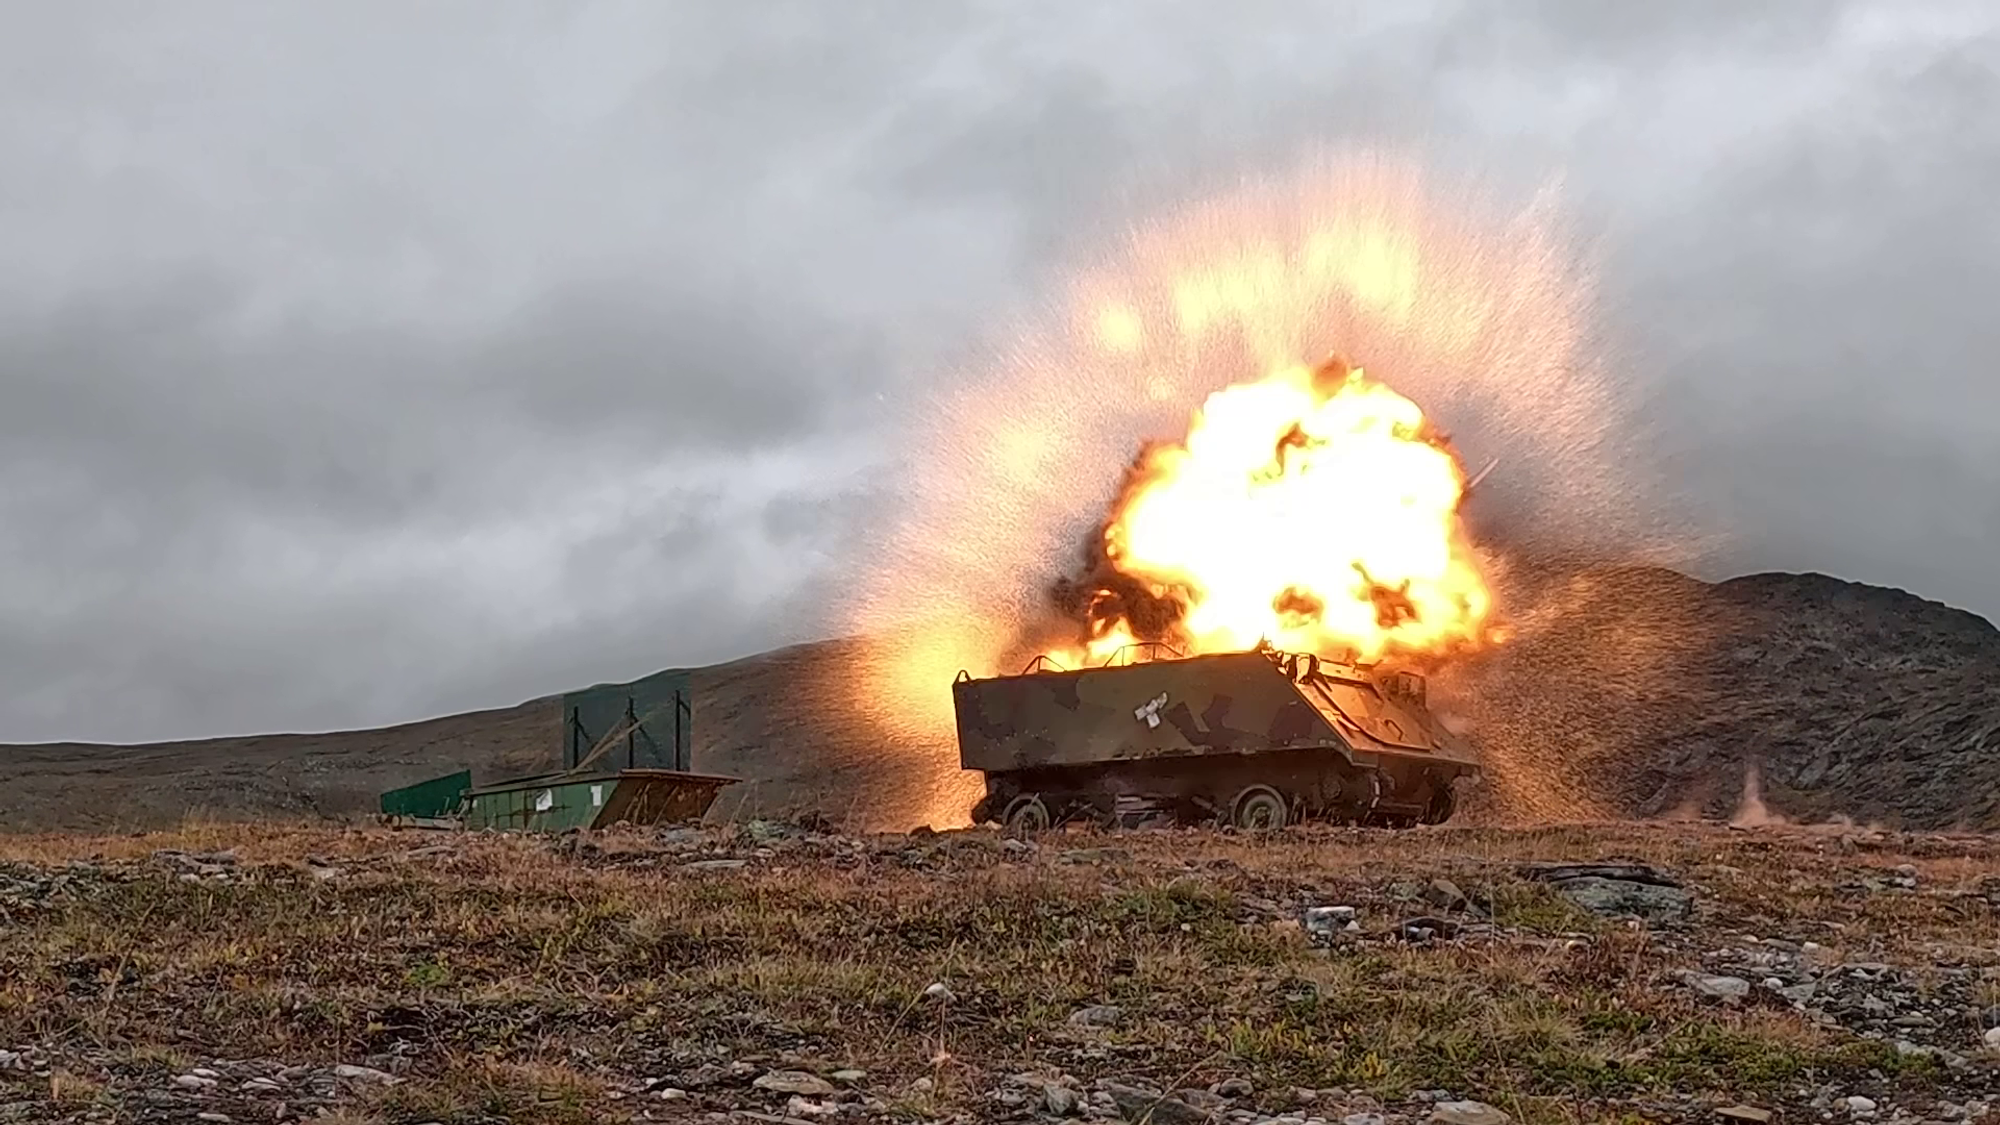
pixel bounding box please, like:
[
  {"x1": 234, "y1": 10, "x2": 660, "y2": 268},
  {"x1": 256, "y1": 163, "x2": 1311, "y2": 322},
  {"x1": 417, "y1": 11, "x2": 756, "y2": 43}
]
[
  {"x1": 459, "y1": 769, "x2": 737, "y2": 832},
  {"x1": 595, "y1": 769, "x2": 737, "y2": 826}
]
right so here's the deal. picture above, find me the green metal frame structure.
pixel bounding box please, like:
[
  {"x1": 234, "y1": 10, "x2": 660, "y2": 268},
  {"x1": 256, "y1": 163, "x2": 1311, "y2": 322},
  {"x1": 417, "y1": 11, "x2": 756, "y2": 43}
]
[
  {"x1": 563, "y1": 669, "x2": 693, "y2": 772},
  {"x1": 375, "y1": 666, "x2": 735, "y2": 833}
]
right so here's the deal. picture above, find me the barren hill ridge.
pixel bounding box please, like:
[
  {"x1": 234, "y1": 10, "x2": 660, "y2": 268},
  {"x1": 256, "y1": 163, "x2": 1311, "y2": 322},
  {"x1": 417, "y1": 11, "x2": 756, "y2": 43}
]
[{"x1": 2, "y1": 566, "x2": 1997, "y2": 833}]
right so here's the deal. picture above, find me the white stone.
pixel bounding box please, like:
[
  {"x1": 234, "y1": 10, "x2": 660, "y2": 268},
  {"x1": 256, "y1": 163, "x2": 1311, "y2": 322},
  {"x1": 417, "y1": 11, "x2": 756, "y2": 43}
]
[
  {"x1": 332, "y1": 1064, "x2": 398, "y2": 1084},
  {"x1": 1303, "y1": 906, "x2": 1359, "y2": 937},
  {"x1": 753, "y1": 1070, "x2": 835, "y2": 1097},
  {"x1": 1431, "y1": 1101, "x2": 1512, "y2": 1125},
  {"x1": 1068, "y1": 1004, "x2": 1123, "y2": 1027},
  {"x1": 1684, "y1": 973, "x2": 1752, "y2": 1003}
]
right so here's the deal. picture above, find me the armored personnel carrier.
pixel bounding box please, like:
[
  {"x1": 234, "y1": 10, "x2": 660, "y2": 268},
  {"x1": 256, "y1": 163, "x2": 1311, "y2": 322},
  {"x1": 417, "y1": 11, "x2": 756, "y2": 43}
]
[{"x1": 953, "y1": 644, "x2": 1480, "y2": 832}]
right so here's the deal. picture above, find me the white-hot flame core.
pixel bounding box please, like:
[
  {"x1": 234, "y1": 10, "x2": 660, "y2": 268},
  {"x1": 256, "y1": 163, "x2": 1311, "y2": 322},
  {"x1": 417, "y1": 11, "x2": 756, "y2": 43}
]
[{"x1": 1107, "y1": 362, "x2": 1489, "y2": 661}]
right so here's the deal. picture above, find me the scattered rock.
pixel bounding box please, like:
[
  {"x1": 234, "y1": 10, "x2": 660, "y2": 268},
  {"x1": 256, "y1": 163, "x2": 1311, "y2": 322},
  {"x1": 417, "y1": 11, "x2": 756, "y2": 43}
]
[
  {"x1": 1431, "y1": 1100, "x2": 1512, "y2": 1125},
  {"x1": 786, "y1": 1094, "x2": 838, "y2": 1117},
  {"x1": 1555, "y1": 876, "x2": 1694, "y2": 923},
  {"x1": 682, "y1": 858, "x2": 748, "y2": 872},
  {"x1": 1174, "y1": 1088, "x2": 1227, "y2": 1113},
  {"x1": 1345, "y1": 1115, "x2": 1387, "y2": 1125},
  {"x1": 754, "y1": 1070, "x2": 837, "y2": 1097},
  {"x1": 1304, "y1": 905, "x2": 1361, "y2": 941},
  {"x1": 1766, "y1": 979, "x2": 1817, "y2": 1006},
  {"x1": 155, "y1": 848, "x2": 238, "y2": 869},
  {"x1": 331, "y1": 1063, "x2": 397, "y2": 1084},
  {"x1": 1683, "y1": 973, "x2": 1752, "y2": 1004},
  {"x1": 1424, "y1": 878, "x2": 1472, "y2": 914},
  {"x1": 1985, "y1": 1027, "x2": 2000, "y2": 1049},
  {"x1": 923, "y1": 982, "x2": 954, "y2": 1003},
  {"x1": 1215, "y1": 1077, "x2": 1253, "y2": 1098},
  {"x1": 1057, "y1": 847, "x2": 1132, "y2": 866},
  {"x1": 1068, "y1": 1004, "x2": 1124, "y2": 1028},
  {"x1": 1520, "y1": 862, "x2": 1693, "y2": 923},
  {"x1": 830, "y1": 1068, "x2": 867, "y2": 1084},
  {"x1": 1099, "y1": 1082, "x2": 1211, "y2": 1125},
  {"x1": 1716, "y1": 1107, "x2": 1773, "y2": 1124},
  {"x1": 1397, "y1": 916, "x2": 1461, "y2": 943},
  {"x1": 676, "y1": 1056, "x2": 732, "y2": 1088},
  {"x1": 1520, "y1": 861, "x2": 1677, "y2": 886},
  {"x1": 172, "y1": 1074, "x2": 216, "y2": 1091},
  {"x1": 1845, "y1": 1095, "x2": 1878, "y2": 1114},
  {"x1": 1045, "y1": 1084, "x2": 1079, "y2": 1116}
]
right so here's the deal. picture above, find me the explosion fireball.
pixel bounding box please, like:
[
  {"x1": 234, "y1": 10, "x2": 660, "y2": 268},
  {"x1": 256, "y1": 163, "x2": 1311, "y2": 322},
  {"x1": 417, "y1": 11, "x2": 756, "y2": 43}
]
[
  {"x1": 1040, "y1": 355, "x2": 1496, "y2": 670},
  {"x1": 840, "y1": 153, "x2": 1650, "y2": 829}
]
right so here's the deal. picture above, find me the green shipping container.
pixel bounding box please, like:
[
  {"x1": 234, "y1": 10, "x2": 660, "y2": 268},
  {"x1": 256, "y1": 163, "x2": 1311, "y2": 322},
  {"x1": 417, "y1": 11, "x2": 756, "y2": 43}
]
[{"x1": 379, "y1": 770, "x2": 473, "y2": 819}]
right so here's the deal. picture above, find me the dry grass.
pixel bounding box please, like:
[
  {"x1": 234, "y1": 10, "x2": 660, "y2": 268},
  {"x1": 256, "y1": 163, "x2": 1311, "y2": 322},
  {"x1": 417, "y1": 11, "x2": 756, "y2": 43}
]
[{"x1": 0, "y1": 819, "x2": 1994, "y2": 1124}]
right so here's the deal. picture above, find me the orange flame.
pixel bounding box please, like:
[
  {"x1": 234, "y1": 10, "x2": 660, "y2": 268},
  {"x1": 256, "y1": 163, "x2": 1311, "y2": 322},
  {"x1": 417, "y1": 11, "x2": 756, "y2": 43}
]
[{"x1": 1046, "y1": 355, "x2": 1495, "y2": 668}]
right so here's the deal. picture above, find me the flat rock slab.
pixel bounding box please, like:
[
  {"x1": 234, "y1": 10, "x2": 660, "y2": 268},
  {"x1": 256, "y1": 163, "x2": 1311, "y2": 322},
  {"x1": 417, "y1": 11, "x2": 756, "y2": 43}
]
[
  {"x1": 1518, "y1": 861, "x2": 1682, "y2": 888},
  {"x1": 1430, "y1": 1100, "x2": 1512, "y2": 1125},
  {"x1": 1552, "y1": 875, "x2": 1694, "y2": 923}
]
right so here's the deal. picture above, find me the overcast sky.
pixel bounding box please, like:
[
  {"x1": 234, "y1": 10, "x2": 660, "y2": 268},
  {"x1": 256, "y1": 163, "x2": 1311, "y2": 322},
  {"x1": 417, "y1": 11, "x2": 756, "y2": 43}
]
[{"x1": 4, "y1": 0, "x2": 1997, "y2": 743}]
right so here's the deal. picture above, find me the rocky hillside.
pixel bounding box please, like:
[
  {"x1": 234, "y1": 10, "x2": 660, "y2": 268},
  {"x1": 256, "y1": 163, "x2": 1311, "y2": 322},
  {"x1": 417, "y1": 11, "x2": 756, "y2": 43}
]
[
  {"x1": 1441, "y1": 566, "x2": 2000, "y2": 831},
  {"x1": 2, "y1": 567, "x2": 1997, "y2": 833}
]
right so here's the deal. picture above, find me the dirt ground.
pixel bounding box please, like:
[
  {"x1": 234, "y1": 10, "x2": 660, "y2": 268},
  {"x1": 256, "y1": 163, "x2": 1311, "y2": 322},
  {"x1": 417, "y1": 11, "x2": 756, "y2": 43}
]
[{"x1": 0, "y1": 816, "x2": 1995, "y2": 1125}]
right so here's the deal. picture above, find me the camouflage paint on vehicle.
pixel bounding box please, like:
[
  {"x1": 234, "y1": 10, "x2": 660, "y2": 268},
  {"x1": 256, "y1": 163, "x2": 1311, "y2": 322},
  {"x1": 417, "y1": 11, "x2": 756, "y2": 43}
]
[{"x1": 953, "y1": 647, "x2": 1479, "y2": 780}]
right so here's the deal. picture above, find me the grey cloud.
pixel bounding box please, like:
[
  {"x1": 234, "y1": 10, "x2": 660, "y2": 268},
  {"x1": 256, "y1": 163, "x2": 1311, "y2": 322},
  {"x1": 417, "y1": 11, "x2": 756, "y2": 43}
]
[{"x1": 3, "y1": 1, "x2": 1999, "y2": 744}]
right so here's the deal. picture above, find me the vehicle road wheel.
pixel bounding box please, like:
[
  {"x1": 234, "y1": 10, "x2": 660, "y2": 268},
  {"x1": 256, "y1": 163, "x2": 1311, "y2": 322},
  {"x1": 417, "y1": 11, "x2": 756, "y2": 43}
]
[
  {"x1": 1329, "y1": 767, "x2": 1381, "y2": 825},
  {"x1": 1002, "y1": 795, "x2": 1052, "y2": 836},
  {"x1": 1230, "y1": 785, "x2": 1289, "y2": 832},
  {"x1": 1420, "y1": 780, "x2": 1456, "y2": 825}
]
